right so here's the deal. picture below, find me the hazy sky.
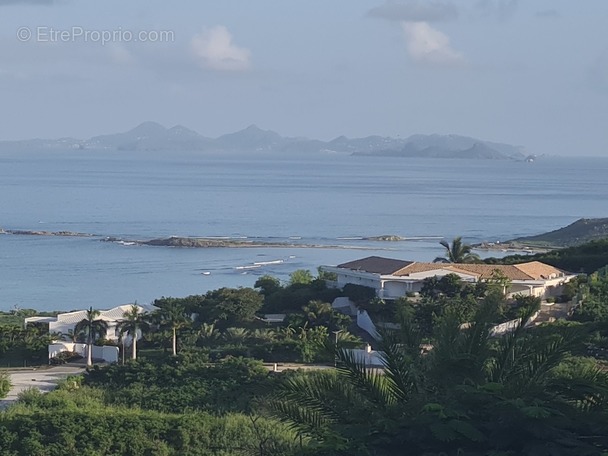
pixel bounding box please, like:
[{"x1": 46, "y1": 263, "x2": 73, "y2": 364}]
[{"x1": 0, "y1": 0, "x2": 607, "y2": 156}]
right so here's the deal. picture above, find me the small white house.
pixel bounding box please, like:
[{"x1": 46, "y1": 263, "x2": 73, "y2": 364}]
[
  {"x1": 25, "y1": 303, "x2": 156, "y2": 363},
  {"x1": 25, "y1": 303, "x2": 156, "y2": 342},
  {"x1": 322, "y1": 256, "x2": 576, "y2": 300}
]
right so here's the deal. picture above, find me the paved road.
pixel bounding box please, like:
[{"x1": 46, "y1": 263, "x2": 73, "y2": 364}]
[{"x1": 0, "y1": 366, "x2": 84, "y2": 410}]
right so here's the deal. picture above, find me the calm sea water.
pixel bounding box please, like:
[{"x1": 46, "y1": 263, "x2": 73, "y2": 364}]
[{"x1": 1, "y1": 149, "x2": 606, "y2": 311}]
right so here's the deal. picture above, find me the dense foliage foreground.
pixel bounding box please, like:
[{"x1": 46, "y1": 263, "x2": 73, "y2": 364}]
[
  {"x1": 3, "y1": 292, "x2": 608, "y2": 455},
  {"x1": 2, "y1": 260, "x2": 608, "y2": 454},
  {"x1": 0, "y1": 357, "x2": 301, "y2": 456},
  {"x1": 266, "y1": 290, "x2": 608, "y2": 455}
]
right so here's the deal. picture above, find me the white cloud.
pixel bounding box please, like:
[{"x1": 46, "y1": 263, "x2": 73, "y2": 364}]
[
  {"x1": 401, "y1": 21, "x2": 465, "y2": 66},
  {"x1": 190, "y1": 26, "x2": 251, "y2": 72},
  {"x1": 107, "y1": 45, "x2": 133, "y2": 65}
]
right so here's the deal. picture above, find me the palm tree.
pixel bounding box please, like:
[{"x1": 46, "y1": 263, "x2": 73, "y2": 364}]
[
  {"x1": 116, "y1": 303, "x2": 149, "y2": 361},
  {"x1": 74, "y1": 307, "x2": 108, "y2": 367},
  {"x1": 434, "y1": 236, "x2": 480, "y2": 263},
  {"x1": 197, "y1": 322, "x2": 220, "y2": 344},
  {"x1": 223, "y1": 327, "x2": 250, "y2": 346},
  {"x1": 154, "y1": 302, "x2": 190, "y2": 356},
  {"x1": 250, "y1": 328, "x2": 276, "y2": 343},
  {"x1": 265, "y1": 297, "x2": 608, "y2": 455}
]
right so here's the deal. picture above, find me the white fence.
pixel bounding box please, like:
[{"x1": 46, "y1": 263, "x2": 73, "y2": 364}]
[
  {"x1": 489, "y1": 310, "x2": 540, "y2": 336},
  {"x1": 48, "y1": 343, "x2": 119, "y2": 364}
]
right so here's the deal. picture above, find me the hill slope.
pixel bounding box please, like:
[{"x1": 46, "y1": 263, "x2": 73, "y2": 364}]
[
  {"x1": 485, "y1": 238, "x2": 608, "y2": 274},
  {"x1": 509, "y1": 218, "x2": 608, "y2": 248}
]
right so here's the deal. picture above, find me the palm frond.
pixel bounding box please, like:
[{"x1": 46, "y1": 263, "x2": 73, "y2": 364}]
[
  {"x1": 378, "y1": 339, "x2": 421, "y2": 403},
  {"x1": 270, "y1": 371, "x2": 365, "y2": 431},
  {"x1": 336, "y1": 348, "x2": 398, "y2": 408},
  {"x1": 265, "y1": 398, "x2": 333, "y2": 438},
  {"x1": 548, "y1": 366, "x2": 608, "y2": 411}
]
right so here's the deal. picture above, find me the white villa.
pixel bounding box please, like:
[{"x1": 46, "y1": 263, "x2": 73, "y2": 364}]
[
  {"x1": 24, "y1": 303, "x2": 156, "y2": 342},
  {"x1": 322, "y1": 256, "x2": 577, "y2": 300},
  {"x1": 24, "y1": 303, "x2": 156, "y2": 363}
]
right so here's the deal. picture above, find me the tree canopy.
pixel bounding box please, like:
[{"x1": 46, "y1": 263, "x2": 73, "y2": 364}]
[{"x1": 435, "y1": 236, "x2": 481, "y2": 263}]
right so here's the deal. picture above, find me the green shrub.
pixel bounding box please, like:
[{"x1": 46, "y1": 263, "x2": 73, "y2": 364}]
[
  {"x1": 342, "y1": 284, "x2": 376, "y2": 305},
  {"x1": 0, "y1": 371, "x2": 11, "y2": 399},
  {"x1": 50, "y1": 351, "x2": 83, "y2": 365},
  {"x1": 0, "y1": 406, "x2": 300, "y2": 456}
]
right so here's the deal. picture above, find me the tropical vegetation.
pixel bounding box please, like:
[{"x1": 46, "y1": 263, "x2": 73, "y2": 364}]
[
  {"x1": 266, "y1": 295, "x2": 608, "y2": 455},
  {"x1": 434, "y1": 236, "x2": 481, "y2": 263},
  {"x1": 0, "y1": 371, "x2": 10, "y2": 399},
  {"x1": 485, "y1": 238, "x2": 608, "y2": 273},
  {"x1": 116, "y1": 303, "x2": 148, "y2": 360},
  {"x1": 74, "y1": 307, "x2": 109, "y2": 367},
  {"x1": 3, "y1": 259, "x2": 608, "y2": 455}
]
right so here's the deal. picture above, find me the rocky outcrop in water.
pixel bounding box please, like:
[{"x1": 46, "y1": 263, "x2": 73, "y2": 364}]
[{"x1": 0, "y1": 229, "x2": 92, "y2": 237}]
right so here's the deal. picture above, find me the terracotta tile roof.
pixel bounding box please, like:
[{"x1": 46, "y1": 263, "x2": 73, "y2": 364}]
[
  {"x1": 392, "y1": 263, "x2": 459, "y2": 276},
  {"x1": 337, "y1": 256, "x2": 414, "y2": 275},
  {"x1": 512, "y1": 261, "x2": 565, "y2": 280},
  {"x1": 394, "y1": 262, "x2": 565, "y2": 280},
  {"x1": 337, "y1": 257, "x2": 567, "y2": 281}
]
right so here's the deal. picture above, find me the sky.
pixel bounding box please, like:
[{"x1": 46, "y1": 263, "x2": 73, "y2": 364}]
[{"x1": 0, "y1": 0, "x2": 607, "y2": 156}]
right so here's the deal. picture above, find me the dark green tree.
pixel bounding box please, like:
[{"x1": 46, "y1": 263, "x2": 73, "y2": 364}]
[
  {"x1": 289, "y1": 269, "x2": 314, "y2": 286},
  {"x1": 203, "y1": 287, "x2": 263, "y2": 326},
  {"x1": 435, "y1": 236, "x2": 480, "y2": 263},
  {"x1": 255, "y1": 275, "x2": 283, "y2": 297},
  {"x1": 153, "y1": 302, "x2": 190, "y2": 356}
]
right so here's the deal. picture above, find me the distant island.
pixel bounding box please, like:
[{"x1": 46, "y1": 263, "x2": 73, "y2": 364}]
[
  {"x1": 0, "y1": 121, "x2": 530, "y2": 160},
  {"x1": 0, "y1": 229, "x2": 398, "y2": 250}
]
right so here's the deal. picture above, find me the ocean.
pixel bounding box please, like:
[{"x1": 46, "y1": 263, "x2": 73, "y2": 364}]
[{"x1": 1, "y1": 149, "x2": 606, "y2": 312}]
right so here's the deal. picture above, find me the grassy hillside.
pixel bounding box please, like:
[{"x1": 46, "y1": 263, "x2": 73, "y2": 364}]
[
  {"x1": 485, "y1": 238, "x2": 608, "y2": 273},
  {"x1": 509, "y1": 218, "x2": 608, "y2": 248}
]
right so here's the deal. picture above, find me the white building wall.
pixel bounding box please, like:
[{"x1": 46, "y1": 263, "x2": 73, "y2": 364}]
[
  {"x1": 382, "y1": 281, "x2": 409, "y2": 299},
  {"x1": 48, "y1": 342, "x2": 119, "y2": 364},
  {"x1": 356, "y1": 310, "x2": 380, "y2": 340},
  {"x1": 331, "y1": 297, "x2": 358, "y2": 316}
]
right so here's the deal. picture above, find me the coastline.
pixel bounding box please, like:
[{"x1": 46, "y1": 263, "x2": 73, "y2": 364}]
[{"x1": 473, "y1": 241, "x2": 554, "y2": 254}]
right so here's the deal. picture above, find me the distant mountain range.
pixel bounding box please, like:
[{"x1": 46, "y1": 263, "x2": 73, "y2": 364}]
[{"x1": 0, "y1": 122, "x2": 528, "y2": 160}]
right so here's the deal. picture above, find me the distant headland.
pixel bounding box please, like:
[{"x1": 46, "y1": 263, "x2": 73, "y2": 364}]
[
  {"x1": 0, "y1": 121, "x2": 531, "y2": 160},
  {"x1": 476, "y1": 218, "x2": 608, "y2": 250}
]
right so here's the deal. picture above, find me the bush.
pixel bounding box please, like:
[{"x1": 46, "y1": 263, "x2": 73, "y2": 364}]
[
  {"x1": 0, "y1": 406, "x2": 300, "y2": 456},
  {"x1": 342, "y1": 284, "x2": 376, "y2": 305},
  {"x1": 50, "y1": 351, "x2": 83, "y2": 365},
  {"x1": 0, "y1": 371, "x2": 11, "y2": 399},
  {"x1": 83, "y1": 356, "x2": 275, "y2": 414}
]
